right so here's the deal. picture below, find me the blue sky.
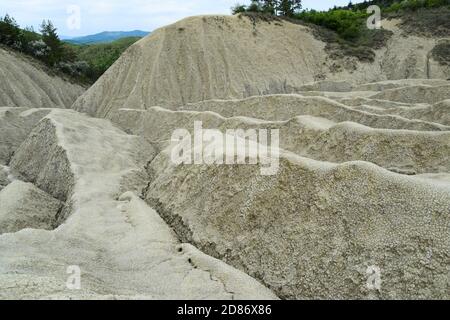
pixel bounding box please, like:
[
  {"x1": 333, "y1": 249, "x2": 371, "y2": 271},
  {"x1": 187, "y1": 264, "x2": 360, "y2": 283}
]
[{"x1": 0, "y1": 0, "x2": 364, "y2": 37}]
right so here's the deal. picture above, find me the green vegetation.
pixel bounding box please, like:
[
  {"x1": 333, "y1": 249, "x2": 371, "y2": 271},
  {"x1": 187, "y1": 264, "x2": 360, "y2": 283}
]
[
  {"x1": 330, "y1": 0, "x2": 449, "y2": 11},
  {"x1": 295, "y1": 9, "x2": 369, "y2": 41},
  {"x1": 232, "y1": 1, "x2": 302, "y2": 16},
  {"x1": 377, "y1": 0, "x2": 449, "y2": 11},
  {"x1": 232, "y1": 0, "x2": 449, "y2": 62},
  {"x1": 299, "y1": 0, "x2": 450, "y2": 40},
  {"x1": 40, "y1": 20, "x2": 66, "y2": 66},
  {"x1": 1, "y1": 16, "x2": 79, "y2": 72},
  {"x1": 235, "y1": 0, "x2": 449, "y2": 41},
  {"x1": 0, "y1": 14, "x2": 142, "y2": 83},
  {"x1": 387, "y1": 6, "x2": 450, "y2": 37},
  {"x1": 70, "y1": 37, "x2": 141, "y2": 80}
]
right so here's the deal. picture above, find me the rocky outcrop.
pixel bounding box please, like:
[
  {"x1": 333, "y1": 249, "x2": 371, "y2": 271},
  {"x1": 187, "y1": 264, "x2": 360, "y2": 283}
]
[
  {"x1": 0, "y1": 107, "x2": 52, "y2": 164},
  {"x1": 0, "y1": 165, "x2": 11, "y2": 191}
]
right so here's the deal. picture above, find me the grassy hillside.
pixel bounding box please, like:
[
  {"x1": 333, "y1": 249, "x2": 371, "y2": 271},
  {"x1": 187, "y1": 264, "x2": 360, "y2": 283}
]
[{"x1": 68, "y1": 37, "x2": 142, "y2": 81}]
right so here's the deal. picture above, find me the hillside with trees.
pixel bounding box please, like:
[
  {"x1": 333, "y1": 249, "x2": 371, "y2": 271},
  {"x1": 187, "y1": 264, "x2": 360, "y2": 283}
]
[
  {"x1": 0, "y1": 14, "x2": 142, "y2": 84},
  {"x1": 70, "y1": 37, "x2": 142, "y2": 80},
  {"x1": 232, "y1": 0, "x2": 449, "y2": 61}
]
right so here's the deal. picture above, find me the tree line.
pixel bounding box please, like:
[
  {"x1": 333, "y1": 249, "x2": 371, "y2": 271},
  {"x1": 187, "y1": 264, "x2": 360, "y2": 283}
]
[
  {"x1": 0, "y1": 15, "x2": 79, "y2": 66},
  {"x1": 232, "y1": 0, "x2": 449, "y2": 16},
  {"x1": 232, "y1": 0, "x2": 303, "y2": 17},
  {"x1": 0, "y1": 13, "x2": 146, "y2": 83},
  {"x1": 232, "y1": 0, "x2": 449, "y2": 40},
  {"x1": 0, "y1": 14, "x2": 111, "y2": 82}
]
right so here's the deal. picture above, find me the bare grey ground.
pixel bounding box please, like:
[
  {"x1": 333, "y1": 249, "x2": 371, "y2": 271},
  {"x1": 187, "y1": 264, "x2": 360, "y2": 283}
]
[{"x1": 0, "y1": 48, "x2": 85, "y2": 108}]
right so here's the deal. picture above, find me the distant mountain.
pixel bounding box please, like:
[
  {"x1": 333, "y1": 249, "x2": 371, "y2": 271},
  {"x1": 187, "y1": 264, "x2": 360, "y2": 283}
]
[
  {"x1": 64, "y1": 30, "x2": 150, "y2": 45},
  {"x1": 60, "y1": 35, "x2": 75, "y2": 41}
]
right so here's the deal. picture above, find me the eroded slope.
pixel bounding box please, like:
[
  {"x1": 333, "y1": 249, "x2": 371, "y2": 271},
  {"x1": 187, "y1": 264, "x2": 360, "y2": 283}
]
[
  {"x1": 0, "y1": 109, "x2": 276, "y2": 299},
  {"x1": 0, "y1": 48, "x2": 85, "y2": 108}
]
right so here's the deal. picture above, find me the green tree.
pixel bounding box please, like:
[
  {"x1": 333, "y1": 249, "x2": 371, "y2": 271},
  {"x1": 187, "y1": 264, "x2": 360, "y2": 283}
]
[
  {"x1": 247, "y1": 0, "x2": 262, "y2": 12},
  {"x1": 277, "y1": 0, "x2": 302, "y2": 16},
  {"x1": 40, "y1": 19, "x2": 63, "y2": 65},
  {"x1": 231, "y1": 0, "x2": 303, "y2": 16},
  {"x1": 18, "y1": 26, "x2": 41, "y2": 53},
  {"x1": 0, "y1": 14, "x2": 21, "y2": 46},
  {"x1": 231, "y1": 3, "x2": 248, "y2": 14},
  {"x1": 261, "y1": 0, "x2": 278, "y2": 14}
]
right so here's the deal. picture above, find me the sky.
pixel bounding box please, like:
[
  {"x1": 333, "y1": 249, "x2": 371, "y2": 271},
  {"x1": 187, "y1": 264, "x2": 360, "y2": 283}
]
[{"x1": 0, "y1": 0, "x2": 364, "y2": 37}]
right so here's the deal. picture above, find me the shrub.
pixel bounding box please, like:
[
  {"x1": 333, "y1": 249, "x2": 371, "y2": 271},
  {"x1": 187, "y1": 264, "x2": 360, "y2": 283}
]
[
  {"x1": 247, "y1": 1, "x2": 262, "y2": 12},
  {"x1": 384, "y1": 0, "x2": 450, "y2": 12},
  {"x1": 231, "y1": 1, "x2": 303, "y2": 16},
  {"x1": 232, "y1": 4, "x2": 248, "y2": 15},
  {"x1": 56, "y1": 61, "x2": 90, "y2": 77},
  {"x1": 28, "y1": 40, "x2": 50, "y2": 57},
  {"x1": 295, "y1": 9, "x2": 368, "y2": 40}
]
